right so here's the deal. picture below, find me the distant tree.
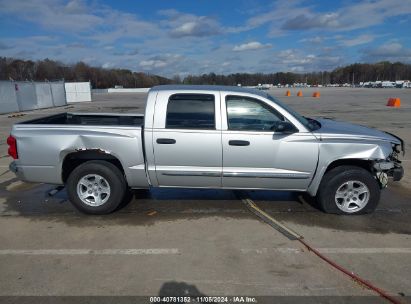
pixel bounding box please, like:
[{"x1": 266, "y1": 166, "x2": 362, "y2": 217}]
[
  {"x1": 171, "y1": 75, "x2": 182, "y2": 84},
  {"x1": 35, "y1": 59, "x2": 63, "y2": 81}
]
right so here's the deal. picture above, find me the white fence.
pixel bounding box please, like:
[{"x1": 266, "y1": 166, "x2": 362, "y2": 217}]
[
  {"x1": 65, "y1": 82, "x2": 92, "y2": 103},
  {"x1": 0, "y1": 81, "x2": 67, "y2": 114},
  {"x1": 0, "y1": 82, "x2": 19, "y2": 113}
]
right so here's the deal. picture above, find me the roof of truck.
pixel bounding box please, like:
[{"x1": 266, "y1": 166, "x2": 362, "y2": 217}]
[{"x1": 150, "y1": 85, "x2": 270, "y2": 98}]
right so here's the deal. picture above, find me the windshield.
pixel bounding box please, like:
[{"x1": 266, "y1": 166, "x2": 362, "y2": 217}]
[{"x1": 266, "y1": 95, "x2": 319, "y2": 131}]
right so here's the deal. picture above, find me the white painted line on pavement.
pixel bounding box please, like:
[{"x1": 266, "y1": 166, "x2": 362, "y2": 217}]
[
  {"x1": 0, "y1": 248, "x2": 180, "y2": 255},
  {"x1": 241, "y1": 248, "x2": 411, "y2": 254},
  {"x1": 241, "y1": 248, "x2": 303, "y2": 254}
]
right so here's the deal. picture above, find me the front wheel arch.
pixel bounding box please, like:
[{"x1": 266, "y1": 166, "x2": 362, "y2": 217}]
[
  {"x1": 324, "y1": 159, "x2": 374, "y2": 175},
  {"x1": 308, "y1": 158, "x2": 376, "y2": 196}
]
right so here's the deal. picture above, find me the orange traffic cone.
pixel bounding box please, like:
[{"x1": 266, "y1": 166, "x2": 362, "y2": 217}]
[
  {"x1": 387, "y1": 98, "x2": 400, "y2": 107},
  {"x1": 312, "y1": 92, "x2": 320, "y2": 98},
  {"x1": 285, "y1": 90, "x2": 291, "y2": 96},
  {"x1": 297, "y1": 91, "x2": 303, "y2": 97}
]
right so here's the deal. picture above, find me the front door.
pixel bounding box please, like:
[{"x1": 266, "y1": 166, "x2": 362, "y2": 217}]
[
  {"x1": 221, "y1": 94, "x2": 318, "y2": 190},
  {"x1": 153, "y1": 92, "x2": 222, "y2": 187}
]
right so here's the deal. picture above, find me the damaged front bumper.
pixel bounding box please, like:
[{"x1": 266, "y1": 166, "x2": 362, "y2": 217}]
[
  {"x1": 391, "y1": 165, "x2": 404, "y2": 181},
  {"x1": 373, "y1": 133, "x2": 405, "y2": 185},
  {"x1": 373, "y1": 158, "x2": 404, "y2": 188}
]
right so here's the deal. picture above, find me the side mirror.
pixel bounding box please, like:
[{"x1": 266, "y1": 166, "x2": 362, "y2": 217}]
[{"x1": 271, "y1": 121, "x2": 298, "y2": 134}]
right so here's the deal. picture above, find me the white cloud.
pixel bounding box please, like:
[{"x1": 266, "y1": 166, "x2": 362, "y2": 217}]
[
  {"x1": 290, "y1": 66, "x2": 305, "y2": 72},
  {"x1": 159, "y1": 9, "x2": 222, "y2": 38},
  {"x1": 0, "y1": 0, "x2": 161, "y2": 41},
  {"x1": 299, "y1": 36, "x2": 324, "y2": 44},
  {"x1": 233, "y1": 41, "x2": 271, "y2": 52},
  {"x1": 102, "y1": 62, "x2": 113, "y2": 69},
  {"x1": 272, "y1": 48, "x2": 344, "y2": 71},
  {"x1": 368, "y1": 42, "x2": 404, "y2": 56},
  {"x1": 339, "y1": 35, "x2": 375, "y2": 47},
  {"x1": 139, "y1": 54, "x2": 183, "y2": 69},
  {"x1": 0, "y1": 0, "x2": 103, "y2": 32},
  {"x1": 363, "y1": 42, "x2": 411, "y2": 62},
  {"x1": 278, "y1": 49, "x2": 316, "y2": 65},
  {"x1": 171, "y1": 18, "x2": 221, "y2": 38},
  {"x1": 283, "y1": 13, "x2": 340, "y2": 30}
]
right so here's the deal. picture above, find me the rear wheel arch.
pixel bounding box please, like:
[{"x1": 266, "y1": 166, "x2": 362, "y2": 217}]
[{"x1": 62, "y1": 150, "x2": 125, "y2": 184}]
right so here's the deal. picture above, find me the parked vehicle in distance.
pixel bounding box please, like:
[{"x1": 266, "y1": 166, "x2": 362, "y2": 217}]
[{"x1": 7, "y1": 85, "x2": 404, "y2": 215}]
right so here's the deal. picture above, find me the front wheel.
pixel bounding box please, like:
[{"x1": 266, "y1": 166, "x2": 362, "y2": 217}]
[
  {"x1": 66, "y1": 160, "x2": 127, "y2": 215},
  {"x1": 317, "y1": 165, "x2": 380, "y2": 215}
]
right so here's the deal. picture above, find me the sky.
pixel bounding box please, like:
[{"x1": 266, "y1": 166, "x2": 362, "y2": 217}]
[{"x1": 1, "y1": 0, "x2": 411, "y2": 77}]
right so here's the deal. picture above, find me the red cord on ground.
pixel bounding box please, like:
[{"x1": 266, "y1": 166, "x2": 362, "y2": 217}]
[{"x1": 298, "y1": 239, "x2": 401, "y2": 304}]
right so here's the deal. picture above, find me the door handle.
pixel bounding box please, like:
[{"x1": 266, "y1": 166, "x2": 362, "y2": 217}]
[
  {"x1": 156, "y1": 138, "x2": 176, "y2": 144},
  {"x1": 229, "y1": 140, "x2": 250, "y2": 146}
]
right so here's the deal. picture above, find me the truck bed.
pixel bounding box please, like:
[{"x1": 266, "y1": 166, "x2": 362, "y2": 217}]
[
  {"x1": 19, "y1": 113, "x2": 144, "y2": 126},
  {"x1": 11, "y1": 112, "x2": 147, "y2": 187}
]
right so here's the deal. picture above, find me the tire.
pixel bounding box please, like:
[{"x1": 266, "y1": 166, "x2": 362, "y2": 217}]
[
  {"x1": 66, "y1": 160, "x2": 127, "y2": 215},
  {"x1": 317, "y1": 165, "x2": 380, "y2": 215}
]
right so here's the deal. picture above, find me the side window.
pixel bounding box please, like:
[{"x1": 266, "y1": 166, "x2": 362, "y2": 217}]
[
  {"x1": 166, "y1": 94, "x2": 215, "y2": 129},
  {"x1": 226, "y1": 95, "x2": 284, "y2": 131}
]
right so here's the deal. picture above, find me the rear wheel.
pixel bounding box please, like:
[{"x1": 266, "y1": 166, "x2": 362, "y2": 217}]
[
  {"x1": 317, "y1": 165, "x2": 380, "y2": 215},
  {"x1": 66, "y1": 160, "x2": 127, "y2": 214}
]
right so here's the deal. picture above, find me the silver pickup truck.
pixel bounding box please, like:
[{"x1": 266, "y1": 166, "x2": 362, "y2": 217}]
[{"x1": 7, "y1": 85, "x2": 404, "y2": 215}]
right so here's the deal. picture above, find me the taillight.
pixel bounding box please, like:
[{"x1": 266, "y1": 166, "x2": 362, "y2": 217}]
[{"x1": 7, "y1": 135, "x2": 18, "y2": 159}]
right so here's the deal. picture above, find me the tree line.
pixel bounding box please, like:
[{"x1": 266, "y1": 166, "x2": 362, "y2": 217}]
[
  {"x1": 1, "y1": 57, "x2": 411, "y2": 88},
  {"x1": 183, "y1": 62, "x2": 411, "y2": 86},
  {"x1": 0, "y1": 57, "x2": 172, "y2": 88}
]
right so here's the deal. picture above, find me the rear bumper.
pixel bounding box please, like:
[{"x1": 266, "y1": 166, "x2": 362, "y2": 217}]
[
  {"x1": 9, "y1": 161, "x2": 17, "y2": 173},
  {"x1": 9, "y1": 161, "x2": 25, "y2": 180},
  {"x1": 9, "y1": 161, "x2": 62, "y2": 184},
  {"x1": 9, "y1": 161, "x2": 26, "y2": 181}
]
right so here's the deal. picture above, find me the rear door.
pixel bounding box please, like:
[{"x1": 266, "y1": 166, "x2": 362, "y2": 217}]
[{"x1": 152, "y1": 91, "x2": 222, "y2": 187}]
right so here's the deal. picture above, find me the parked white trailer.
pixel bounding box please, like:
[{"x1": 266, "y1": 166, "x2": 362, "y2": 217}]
[{"x1": 381, "y1": 81, "x2": 396, "y2": 88}]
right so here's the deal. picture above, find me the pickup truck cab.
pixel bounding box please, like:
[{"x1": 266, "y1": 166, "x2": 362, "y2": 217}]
[{"x1": 8, "y1": 85, "x2": 404, "y2": 215}]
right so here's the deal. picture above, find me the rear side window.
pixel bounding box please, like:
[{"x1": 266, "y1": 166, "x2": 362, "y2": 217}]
[{"x1": 166, "y1": 94, "x2": 215, "y2": 129}]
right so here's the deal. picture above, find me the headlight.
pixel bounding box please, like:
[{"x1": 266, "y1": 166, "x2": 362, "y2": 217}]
[{"x1": 394, "y1": 144, "x2": 401, "y2": 153}]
